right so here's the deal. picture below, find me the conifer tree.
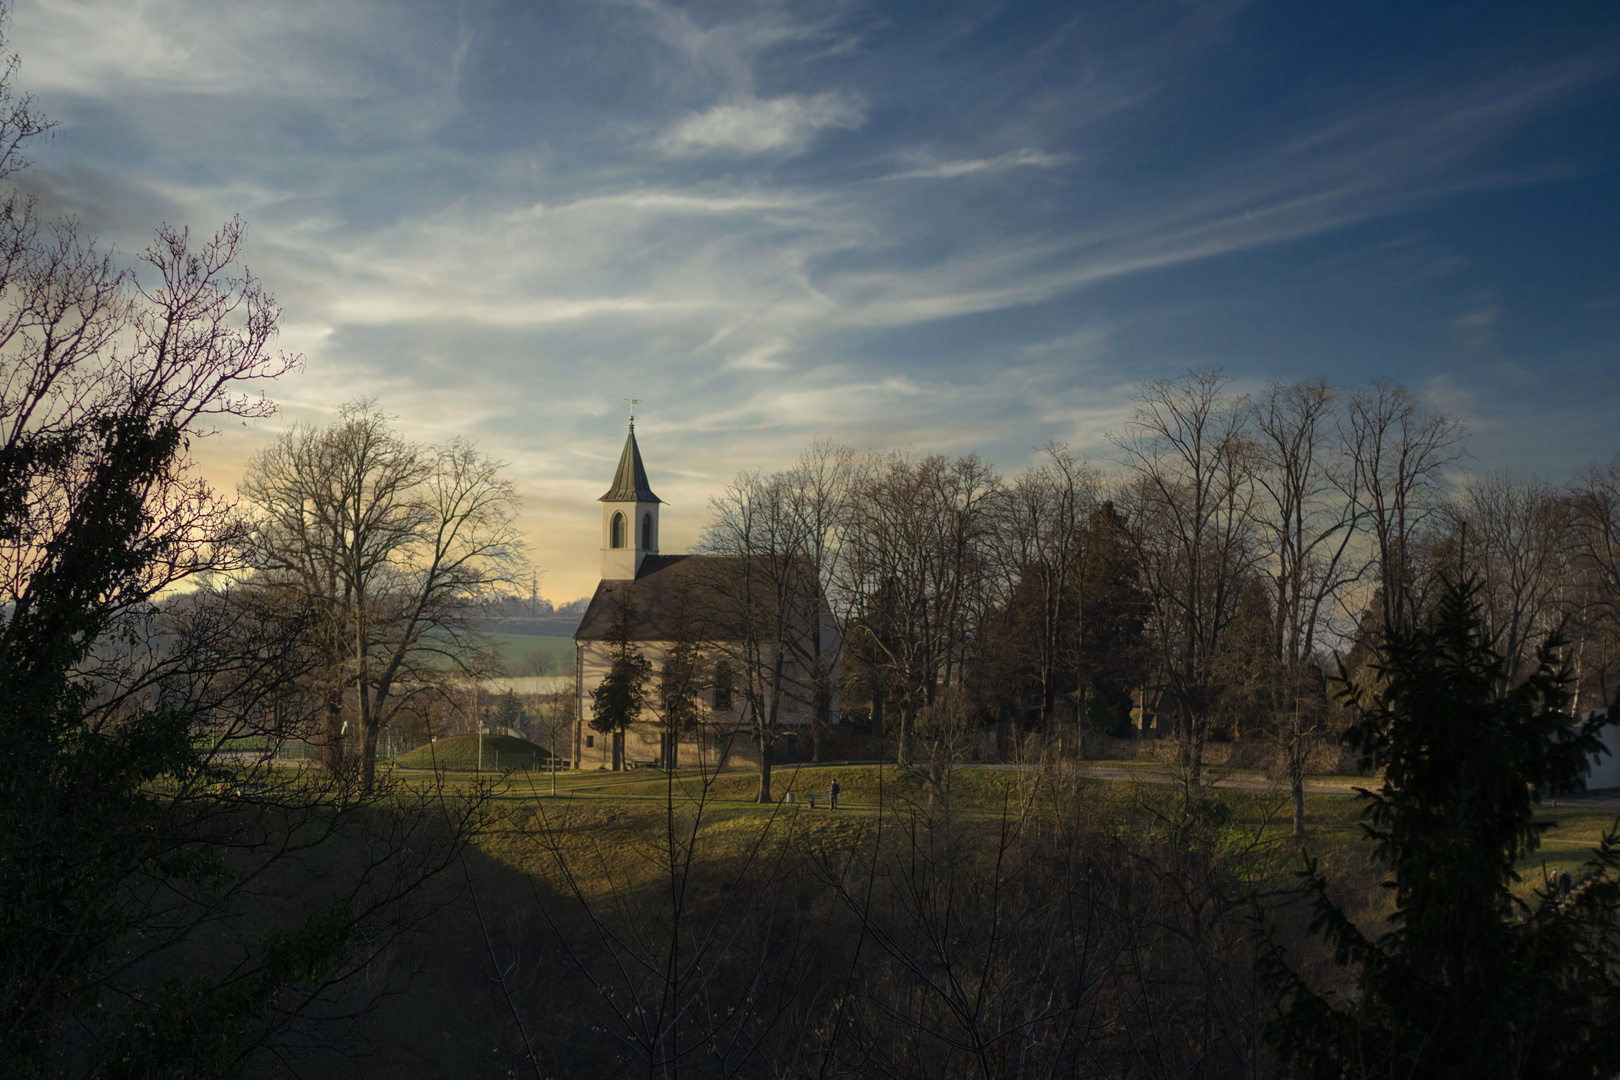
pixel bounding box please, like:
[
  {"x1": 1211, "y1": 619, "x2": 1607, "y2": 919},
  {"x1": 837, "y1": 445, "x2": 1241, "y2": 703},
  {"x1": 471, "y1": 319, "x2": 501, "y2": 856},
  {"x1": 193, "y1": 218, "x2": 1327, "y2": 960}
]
[
  {"x1": 589, "y1": 589, "x2": 651, "y2": 770},
  {"x1": 1258, "y1": 578, "x2": 1620, "y2": 1079},
  {"x1": 653, "y1": 583, "x2": 706, "y2": 769}
]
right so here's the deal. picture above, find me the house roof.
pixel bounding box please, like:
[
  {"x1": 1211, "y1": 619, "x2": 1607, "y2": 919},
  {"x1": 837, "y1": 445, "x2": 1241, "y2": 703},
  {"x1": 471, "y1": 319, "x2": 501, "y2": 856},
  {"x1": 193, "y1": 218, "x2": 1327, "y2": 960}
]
[
  {"x1": 598, "y1": 423, "x2": 662, "y2": 504},
  {"x1": 574, "y1": 555, "x2": 748, "y2": 641}
]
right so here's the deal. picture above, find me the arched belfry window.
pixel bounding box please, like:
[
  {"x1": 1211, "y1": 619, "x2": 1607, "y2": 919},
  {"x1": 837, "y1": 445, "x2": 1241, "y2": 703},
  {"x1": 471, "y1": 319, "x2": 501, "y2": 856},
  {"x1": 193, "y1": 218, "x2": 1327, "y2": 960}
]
[
  {"x1": 641, "y1": 512, "x2": 653, "y2": 550},
  {"x1": 610, "y1": 511, "x2": 626, "y2": 549}
]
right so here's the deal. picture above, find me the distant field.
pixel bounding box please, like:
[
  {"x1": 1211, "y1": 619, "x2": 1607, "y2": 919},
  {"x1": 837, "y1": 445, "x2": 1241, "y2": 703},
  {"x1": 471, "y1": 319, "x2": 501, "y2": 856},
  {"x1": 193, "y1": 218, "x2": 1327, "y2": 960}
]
[{"x1": 486, "y1": 633, "x2": 574, "y2": 675}]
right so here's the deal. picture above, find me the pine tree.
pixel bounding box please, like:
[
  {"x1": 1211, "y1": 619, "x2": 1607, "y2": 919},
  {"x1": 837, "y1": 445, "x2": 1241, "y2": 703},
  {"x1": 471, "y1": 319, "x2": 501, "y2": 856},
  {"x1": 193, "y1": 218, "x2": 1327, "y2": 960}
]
[
  {"x1": 654, "y1": 582, "x2": 705, "y2": 769},
  {"x1": 589, "y1": 589, "x2": 650, "y2": 770},
  {"x1": 1257, "y1": 577, "x2": 1620, "y2": 1079}
]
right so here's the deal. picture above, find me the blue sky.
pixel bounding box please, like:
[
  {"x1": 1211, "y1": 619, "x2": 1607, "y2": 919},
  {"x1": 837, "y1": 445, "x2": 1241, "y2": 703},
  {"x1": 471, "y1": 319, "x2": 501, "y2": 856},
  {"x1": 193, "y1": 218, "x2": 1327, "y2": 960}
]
[{"x1": 9, "y1": 0, "x2": 1620, "y2": 600}]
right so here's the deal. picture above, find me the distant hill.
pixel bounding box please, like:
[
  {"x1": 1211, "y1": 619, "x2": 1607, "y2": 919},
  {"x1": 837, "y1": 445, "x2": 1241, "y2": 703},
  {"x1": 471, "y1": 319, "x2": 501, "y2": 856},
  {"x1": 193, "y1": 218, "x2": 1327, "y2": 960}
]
[{"x1": 478, "y1": 594, "x2": 589, "y2": 638}]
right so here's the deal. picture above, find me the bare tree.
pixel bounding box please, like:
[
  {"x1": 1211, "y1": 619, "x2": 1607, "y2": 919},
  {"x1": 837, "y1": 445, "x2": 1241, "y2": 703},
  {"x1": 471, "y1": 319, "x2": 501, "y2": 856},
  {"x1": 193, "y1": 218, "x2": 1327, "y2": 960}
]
[
  {"x1": 1340, "y1": 381, "x2": 1466, "y2": 634},
  {"x1": 1446, "y1": 471, "x2": 1573, "y2": 686},
  {"x1": 816, "y1": 762, "x2": 1274, "y2": 1079},
  {"x1": 1112, "y1": 368, "x2": 1258, "y2": 788},
  {"x1": 0, "y1": 31, "x2": 497, "y2": 1062},
  {"x1": 1250, "y1": 381, "x2": 1362, "y2": 835},
  {"x1": 699, "y1": 470, "x2": 816, "y2": 803},
  {"x1": 241, "y1": 402, "x2": 523, "y2": 792},
  {"x1": 843, "y1": 452, "x2": 1000, "y2": 766},
  {"x1": 992, "y1": 445, "x2": 1099, "y2": 733},
  {"x1": 535, "y1": 688, "x2": 576, "y2": 793},
  {"x1": 1570, "y1": 454, "x2": 1620, "y2": 709},
  {"x1": 780, "y1": 439, "x2": 859, "y2": 760}
]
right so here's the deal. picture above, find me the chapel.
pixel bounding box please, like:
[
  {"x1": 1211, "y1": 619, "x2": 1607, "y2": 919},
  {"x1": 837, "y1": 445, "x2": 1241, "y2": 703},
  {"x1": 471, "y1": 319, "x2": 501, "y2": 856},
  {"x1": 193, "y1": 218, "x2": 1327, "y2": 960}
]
[{"x1": 571, "y1": 420, "x2": 837, "y2": 770}]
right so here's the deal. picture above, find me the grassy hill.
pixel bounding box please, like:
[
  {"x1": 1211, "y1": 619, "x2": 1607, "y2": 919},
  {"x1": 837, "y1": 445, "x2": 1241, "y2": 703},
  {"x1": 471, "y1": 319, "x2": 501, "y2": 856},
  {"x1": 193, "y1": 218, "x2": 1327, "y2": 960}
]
[{"x1": 393, "y1": 733, "x2": 553, "y2": 771}]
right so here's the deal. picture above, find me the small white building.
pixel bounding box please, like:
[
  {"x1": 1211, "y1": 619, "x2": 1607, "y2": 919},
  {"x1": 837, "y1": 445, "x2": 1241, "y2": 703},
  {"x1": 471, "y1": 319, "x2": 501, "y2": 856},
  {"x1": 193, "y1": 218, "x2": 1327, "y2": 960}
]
[
  {"x1": 571, "y1": 421, "x2": 837, "y2": 770},
  {"x1": 1587, "y1": 708, "x2": 1620, "y2": 791}
]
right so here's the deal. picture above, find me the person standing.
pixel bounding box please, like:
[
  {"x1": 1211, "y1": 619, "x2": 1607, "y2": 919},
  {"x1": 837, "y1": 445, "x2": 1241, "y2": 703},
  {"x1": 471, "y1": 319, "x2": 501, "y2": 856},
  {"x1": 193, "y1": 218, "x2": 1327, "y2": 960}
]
[{"x1": 829, "y1": 779, "x2": 840, "y2": 810}]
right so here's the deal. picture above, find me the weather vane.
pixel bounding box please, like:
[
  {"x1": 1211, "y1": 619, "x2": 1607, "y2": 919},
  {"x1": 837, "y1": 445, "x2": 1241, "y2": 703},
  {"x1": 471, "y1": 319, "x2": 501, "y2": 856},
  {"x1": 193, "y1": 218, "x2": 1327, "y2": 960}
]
[{"x1": 625, "y1": 397, "x2": 640, "y2": 428}]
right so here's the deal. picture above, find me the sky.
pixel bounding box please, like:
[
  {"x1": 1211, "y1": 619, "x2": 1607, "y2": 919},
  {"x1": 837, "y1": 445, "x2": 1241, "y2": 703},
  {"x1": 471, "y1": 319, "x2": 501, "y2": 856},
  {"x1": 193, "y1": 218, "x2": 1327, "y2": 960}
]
[{"x1": 7, "y1": 0, "x2": 1620, "y2": 602}]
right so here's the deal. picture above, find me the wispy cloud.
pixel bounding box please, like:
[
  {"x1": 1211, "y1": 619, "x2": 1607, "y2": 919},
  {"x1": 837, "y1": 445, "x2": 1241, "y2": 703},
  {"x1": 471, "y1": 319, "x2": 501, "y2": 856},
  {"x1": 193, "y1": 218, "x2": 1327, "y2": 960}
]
[
  {"x1": 657, "y1": 91, "x2": 866, "y2": 156},
  {"x1": 722, "y1": 338, "x2": 793, "y2": 372},
  {"x1": 876, "y1": 148, "x2": 1073, "y2": 182},
  {"x1": 621, "y1": 0, "x2": 860, "y2": 97},
  {"x1": 10, "y1": 0, "x2": 1617, "y2": 600}
]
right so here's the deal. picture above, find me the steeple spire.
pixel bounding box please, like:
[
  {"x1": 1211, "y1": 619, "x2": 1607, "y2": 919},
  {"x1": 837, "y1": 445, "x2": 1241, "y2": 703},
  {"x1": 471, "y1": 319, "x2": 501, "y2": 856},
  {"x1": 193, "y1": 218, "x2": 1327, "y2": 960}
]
[
  {"x1": 599, "y1": 419, "x2": 661, "y2": 504},
  {"x1": 599, "y1": 415, "x2": 661, "y2": 580}
]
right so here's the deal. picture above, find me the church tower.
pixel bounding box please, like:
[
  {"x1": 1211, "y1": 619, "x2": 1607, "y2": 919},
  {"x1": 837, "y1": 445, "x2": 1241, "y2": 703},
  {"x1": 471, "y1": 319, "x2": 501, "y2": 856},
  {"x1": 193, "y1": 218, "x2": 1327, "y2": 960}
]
[{"x1": 599, "y1": 418, "x2": 661, "y2": 580}]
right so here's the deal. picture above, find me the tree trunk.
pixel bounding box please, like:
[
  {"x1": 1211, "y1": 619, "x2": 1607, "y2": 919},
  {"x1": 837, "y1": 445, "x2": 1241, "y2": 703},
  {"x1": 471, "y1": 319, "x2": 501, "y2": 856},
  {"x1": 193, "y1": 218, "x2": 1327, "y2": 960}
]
[
  {"x1": 756, "y1": 741, "x2": 773, "y2": 803},
  {"x1": 871, "y1": 681, "x2": 885, "y2": 760},
  {"x1": 1290, "y1": 698, "x2": 1308, "y2": 837},
  {"x1": 812, "y1": 676, "x2": 829, "y2": 763},
  {"x1": 1188, "y1": 722, "x2": 1205, "y2": 787},
  {"x1": 1292, "y1": 775, "x2": 1306, "y2": 838},
  {"x1": 927, "y1": 749, "x2": 945, "y2": 817},
  {"x1": 360, "y1": 717, "x2": 380, "y2": 794},
  {"x1": 321, "y1": 689, "x2": 344, "y2": 772}
]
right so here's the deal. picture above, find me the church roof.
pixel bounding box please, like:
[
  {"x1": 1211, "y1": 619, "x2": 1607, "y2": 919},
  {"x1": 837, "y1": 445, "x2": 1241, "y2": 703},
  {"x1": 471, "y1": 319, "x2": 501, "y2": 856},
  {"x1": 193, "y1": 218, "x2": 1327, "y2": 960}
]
[
  {"x1": 574, "y1": 555, "x2": 747, "y2": 642},
  {"x1": 598, "y1": 423, "x2": 662, "y2": 504}
]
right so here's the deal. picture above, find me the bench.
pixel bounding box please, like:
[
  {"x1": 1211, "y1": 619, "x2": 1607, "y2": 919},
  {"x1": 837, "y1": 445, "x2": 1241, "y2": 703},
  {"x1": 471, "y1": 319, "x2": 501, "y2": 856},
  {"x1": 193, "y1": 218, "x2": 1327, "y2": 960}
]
[
  {"x1": 626, "y1": 756, "x2": 659, "y2": 770},
  {"x1": 805, "y1": 790, "x2": 837, "y2": 809}
]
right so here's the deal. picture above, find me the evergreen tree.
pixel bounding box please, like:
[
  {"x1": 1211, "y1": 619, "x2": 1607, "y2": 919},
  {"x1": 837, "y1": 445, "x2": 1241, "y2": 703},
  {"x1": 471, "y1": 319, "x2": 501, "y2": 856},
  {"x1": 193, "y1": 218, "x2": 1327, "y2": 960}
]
[
  {"x1": 1258, "y1": 578, "x2": 1620, "y2": 1079},
  {"x1": 589, "y1": 589, "x2": 651, "y2": 770},
  {"x1": 1076, "y1": 500, "x2": 1149, "y2": 728},
  {"x1": 493, "y1": 689, "x2": 525, "y2": 735},
  {"x1": 654, "y1": 583, "x2": 706, "y2": 769}
]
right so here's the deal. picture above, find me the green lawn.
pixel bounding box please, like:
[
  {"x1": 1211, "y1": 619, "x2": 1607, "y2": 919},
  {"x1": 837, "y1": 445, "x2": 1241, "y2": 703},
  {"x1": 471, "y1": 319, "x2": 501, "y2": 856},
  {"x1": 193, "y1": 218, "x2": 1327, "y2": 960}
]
[
  {"x1": 486, "y1": 633, "x2": 574, "y2": 675},
  {"x1": 356, "y1": 759, "x2": 1620, "y2": 914},
  {"x1": 253, "y1": 760, "x2": 1620, "y2": 1077}
]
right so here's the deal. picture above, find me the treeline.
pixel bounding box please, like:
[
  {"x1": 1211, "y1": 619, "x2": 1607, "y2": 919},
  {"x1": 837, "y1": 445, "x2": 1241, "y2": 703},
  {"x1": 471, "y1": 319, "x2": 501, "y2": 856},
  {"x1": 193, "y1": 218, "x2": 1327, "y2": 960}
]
[{"x1": 703, "y1": 370, "x2": 1620, "y2": 832}]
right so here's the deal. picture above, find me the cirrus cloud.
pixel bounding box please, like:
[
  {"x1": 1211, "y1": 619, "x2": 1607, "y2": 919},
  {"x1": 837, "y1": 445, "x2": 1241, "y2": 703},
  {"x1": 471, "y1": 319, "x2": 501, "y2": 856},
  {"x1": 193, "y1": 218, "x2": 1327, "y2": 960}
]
[{"x1": 657, "y1": 90, "x2": 865, "y2": 156}]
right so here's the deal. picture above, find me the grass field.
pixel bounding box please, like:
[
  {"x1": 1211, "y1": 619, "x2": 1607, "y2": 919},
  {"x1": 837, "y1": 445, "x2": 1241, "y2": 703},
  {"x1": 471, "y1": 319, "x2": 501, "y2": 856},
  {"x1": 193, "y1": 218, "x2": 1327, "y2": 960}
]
[
  {"x1": 485, "y1": 632, "x2": 574, "y2": 675},
  {"x1": 416, "y1": 761, "x2": 1618, "y2": 900},
  {"x1": 257, "y1": 759, "x2": 1620, "y2": 1077}
]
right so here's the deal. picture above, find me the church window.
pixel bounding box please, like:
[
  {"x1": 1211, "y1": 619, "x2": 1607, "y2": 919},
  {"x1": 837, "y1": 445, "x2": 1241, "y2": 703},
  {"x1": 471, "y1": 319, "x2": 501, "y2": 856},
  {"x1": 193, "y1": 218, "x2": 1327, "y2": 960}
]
[
  {"x1": 610, "y1": 512, "x2": 625, "y2": 548},
  {"x1": 586, "y1": 735, "x2": 594, "y2": 748},
  {"x1": 713, "y1": 664, "x2": 733, "y2": 710},
  {"x1": 641, "y1": 512, "x2": 653, "y2": 550}
]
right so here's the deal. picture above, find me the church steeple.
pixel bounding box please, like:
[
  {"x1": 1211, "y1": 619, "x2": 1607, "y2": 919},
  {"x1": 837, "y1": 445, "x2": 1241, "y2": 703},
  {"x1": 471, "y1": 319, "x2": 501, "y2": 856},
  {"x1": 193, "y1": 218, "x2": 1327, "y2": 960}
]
[
  {"x1": 598, "y1": 419, "x2": 662, "y2": 504},
  {"x1": 599, "y1": 417, "x2": 660, "y2": 580}
]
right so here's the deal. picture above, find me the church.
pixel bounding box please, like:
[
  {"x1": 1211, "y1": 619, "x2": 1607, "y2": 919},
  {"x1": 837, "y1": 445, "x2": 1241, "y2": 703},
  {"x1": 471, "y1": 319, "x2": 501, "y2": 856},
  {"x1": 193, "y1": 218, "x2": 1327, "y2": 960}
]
[{"x1": 571, "y1": 421, "x2": 839, "y2": 770}]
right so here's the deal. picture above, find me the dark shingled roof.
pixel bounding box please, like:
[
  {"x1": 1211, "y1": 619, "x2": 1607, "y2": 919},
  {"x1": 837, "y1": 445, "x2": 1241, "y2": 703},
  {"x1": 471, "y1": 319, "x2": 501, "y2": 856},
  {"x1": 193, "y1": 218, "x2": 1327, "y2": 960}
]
[
  {"x1": 599, "y1": 424, "x2": 662, "y2": 504},
  {"x1": 574, "y1": 555, "x2": 747, "y2": 641}
]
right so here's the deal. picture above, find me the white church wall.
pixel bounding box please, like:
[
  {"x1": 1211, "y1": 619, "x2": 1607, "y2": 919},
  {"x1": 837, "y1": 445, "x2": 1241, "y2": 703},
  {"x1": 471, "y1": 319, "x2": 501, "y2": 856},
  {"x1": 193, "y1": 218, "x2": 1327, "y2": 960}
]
[{"x1": 1588, "y1": 709, "x2": 1620, "y2": 791}]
